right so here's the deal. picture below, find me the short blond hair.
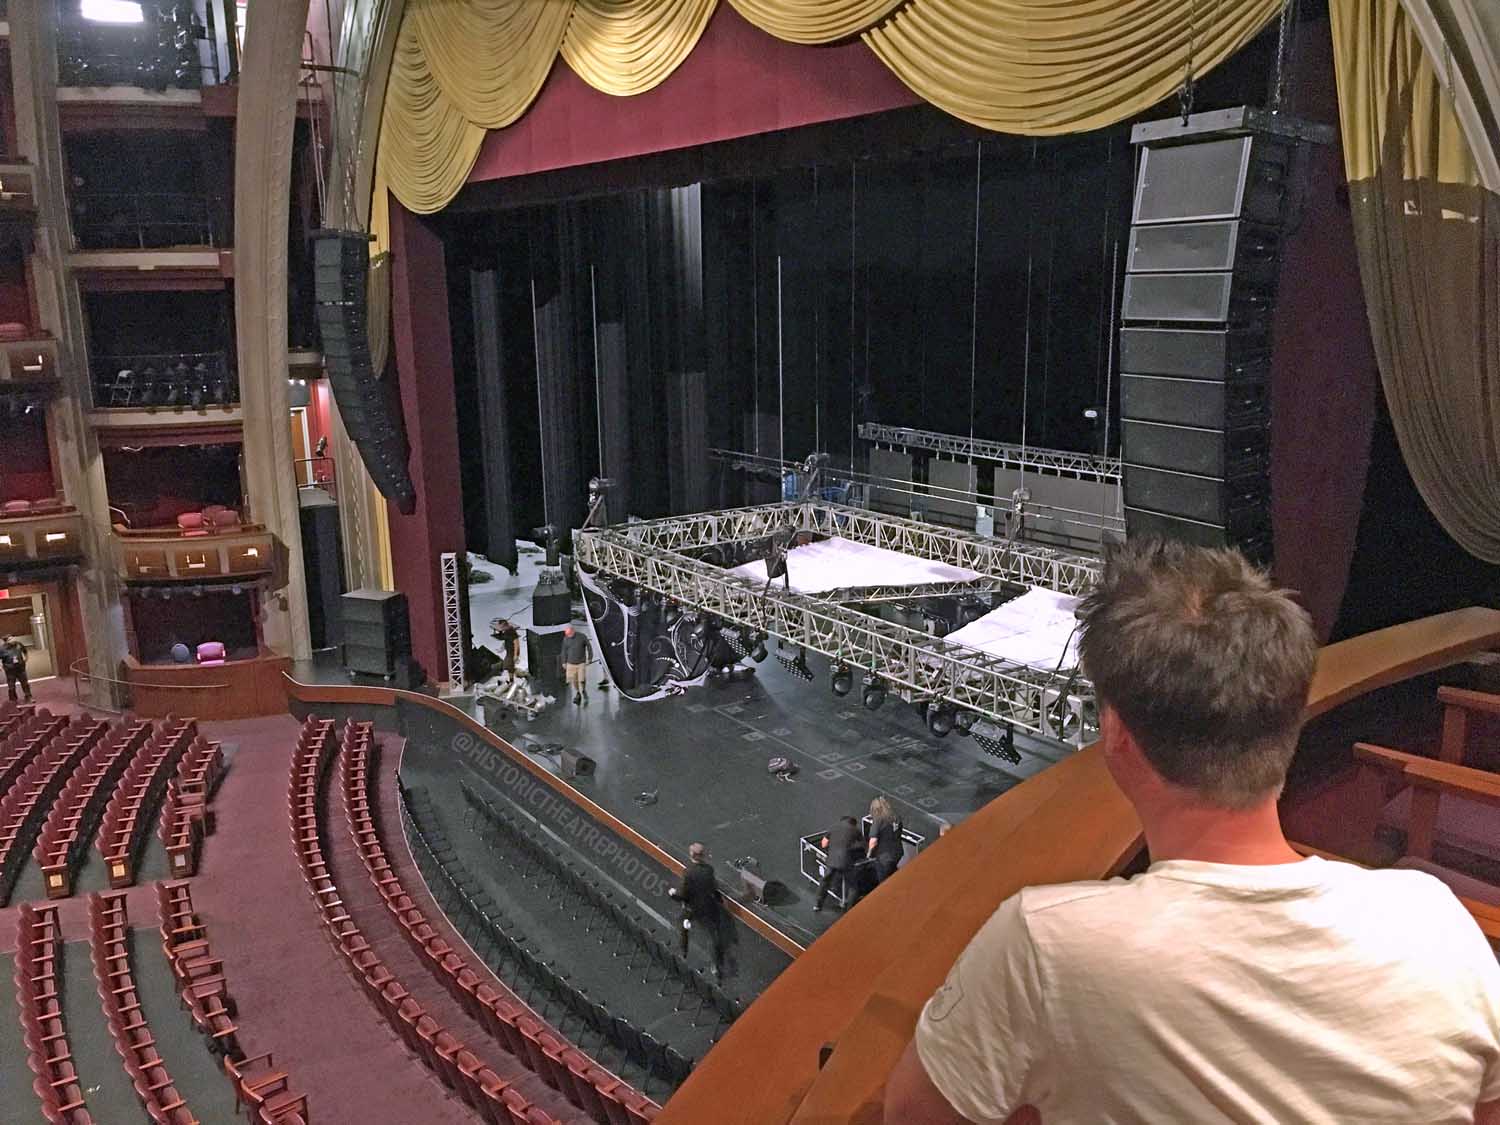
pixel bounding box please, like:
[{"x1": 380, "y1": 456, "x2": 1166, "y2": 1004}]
[{"x1": 1077, "y1": 539, "x2": 1317, "y2": 809}]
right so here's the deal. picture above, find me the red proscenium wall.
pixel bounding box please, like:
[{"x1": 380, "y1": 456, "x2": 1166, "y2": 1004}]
[
  {"x1": 466, "y1": 4, "x2": 921, "y2": 186},
  {"x1": 385, "y1": 202, "x2": 465, "y2": 682}
]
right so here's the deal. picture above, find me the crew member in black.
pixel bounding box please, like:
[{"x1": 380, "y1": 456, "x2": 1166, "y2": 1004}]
[
  {"x1": 561, "y1": 625, "x2": 592, "y2": 705},
  {"x1": 0, "y1": 635, "x2": 30, "y2": 703},
  {"x1": 814, "y1": 815, "x2": 860, "y2": 913},
  {"x1": 669, "y1": 842, "x2": 732, "y2": 978},
  {"x1": 852, "y1": 795, "x2": 903, "y2": 904}
]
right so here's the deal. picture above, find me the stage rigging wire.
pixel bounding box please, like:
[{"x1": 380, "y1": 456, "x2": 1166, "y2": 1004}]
[{"x1": 968, "y1": 142, "x2": 982, "y2": 458}]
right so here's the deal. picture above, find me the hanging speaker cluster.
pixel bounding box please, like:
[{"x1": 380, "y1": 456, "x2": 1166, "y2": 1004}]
[
  {"x1": 1118, "y1": 107, "x2": 1331, "y2": 564},
  {"x1": 313, "y1": 230, "x2": 417, "y2": 513}
]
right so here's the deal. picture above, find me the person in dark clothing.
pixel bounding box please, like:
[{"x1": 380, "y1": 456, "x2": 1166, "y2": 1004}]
[
  {"x1": 851, "y1": 796, "x2": 903, "y2": 905},
  {"x1": 0, "y1": 635, "x2": 30, "y2": 703},
  {"x1": 561, "y1": 625, "x2": 592, "y2": 705},
  {"x1": 814, "y1": 815, "x2": 861, "y2": 913},
  {"x1": 669, "y1": 842, "x2": 733, "y2": 978}
]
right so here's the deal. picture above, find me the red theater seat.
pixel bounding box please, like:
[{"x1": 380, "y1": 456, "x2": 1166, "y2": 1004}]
[{"x1": 195, "y1": 642, "x2": 226, "y2": 667}]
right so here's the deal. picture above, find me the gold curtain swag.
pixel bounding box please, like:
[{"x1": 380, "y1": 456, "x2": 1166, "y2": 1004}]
[
  {"x1": 1330, "y1": 0, "x2": 1500, "y2": 562},
  {"x1": 865, "y1": 0, "x2": 1283, "y2": 135},
  {"x1": 725, "y1": 0, "x2": 904, "y2": 45},
  {"x1": 563, "y1": 0, "x2": 717, "y2": 97},
  {"x1": 375, "y1": 0, "x2": 1287, "y2": 216}
]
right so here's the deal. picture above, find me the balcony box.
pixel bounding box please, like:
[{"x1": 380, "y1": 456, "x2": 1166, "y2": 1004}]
[
  {"x1": 113, "y1": 522, "x2": 274, "y2": 582},
  {"x1": 0, "y1": 333, "x2": 61, "y2": 389},
  {"x1": 0, "y1": 506, "x2": 84, "y2": 568},
  {"x1": 0, "y1": 162, "x2": 37, "y2": 252}
]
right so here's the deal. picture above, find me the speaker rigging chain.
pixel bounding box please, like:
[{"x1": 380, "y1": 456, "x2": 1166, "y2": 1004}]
[{"x1": 1271, "y1": 0, "x2": 1299, "y2": 114}]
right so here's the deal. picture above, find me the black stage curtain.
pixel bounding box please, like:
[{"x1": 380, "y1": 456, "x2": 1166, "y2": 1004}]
[
  {"x1": 470, "y1": 268, "x2": 517, "y2": 572},
  {"x1": 444, "y1": 116, "x2": 1137, "y2": 532}
]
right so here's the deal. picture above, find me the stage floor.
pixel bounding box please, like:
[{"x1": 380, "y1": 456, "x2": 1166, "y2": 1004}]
[{"x1": 312, "y1": 543, "x2": 1077, "y2": 951}]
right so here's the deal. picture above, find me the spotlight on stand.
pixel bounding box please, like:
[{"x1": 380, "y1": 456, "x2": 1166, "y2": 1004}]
[
  {"x1": 830, "y1": 663, "x2": 853, "y2": 697},
  {"x1": 927, "y1": 703, "x2": 955, "y2": 738},
  {"x1": 862, "y1": 673, "x2": 886, "y2": 711}
]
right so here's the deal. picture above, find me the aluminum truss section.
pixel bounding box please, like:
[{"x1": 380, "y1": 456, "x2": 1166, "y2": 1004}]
[
  {"x1": 611, "y1": 504, "x2": 805, "y2": 553},
  {"x1": 574, "y1": 527, "x2": 1094, "y2": 744},
  {"x1": 859, "y1": 422, "x2": 1121, "y2": 483},
  {"x1": 440, "y1": 551, "x2": 465, "y2": 691},
  {"x1": 820, "y1": 577, "x2": 1014, "y2": 604},
  {"x1": 803, "y1": 504, "x2": 1101, "y2": 596},
  {"x1": 613, "y1": 502, "x2": 1101, "y2": 597}
]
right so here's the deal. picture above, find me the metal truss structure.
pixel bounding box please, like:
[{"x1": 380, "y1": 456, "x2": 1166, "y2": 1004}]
[
  {"x1": 820, "y1": 577, "x2": 1013, "y2": 604},
  {"x1": 612, "y1": 501, "x2": 1101, "y2": 597},
  {"x1": 440, "y1": 551, "x2": 465, "y2": 691},
  {"x1": 575, "y1": 505, "x2": 1099, "y2": 744},
  {"x1": 859, "y1": 422, "x2": 1121, "y2": 483}
]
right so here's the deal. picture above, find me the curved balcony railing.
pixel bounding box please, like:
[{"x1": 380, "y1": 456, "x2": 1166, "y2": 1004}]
[
  {"x1": 71, "y1": 191, "x2": 218, "y2": 251},
  {"x1": 91, "y1": 350, "x2": 235, "y2": 409},
  {"x1": 658, "y1": 606, "x2": 1500, "y2": 1124},
  {"x1": 0, "y1": 505, "x2": 83, "y2": 568},
  {"x1": 113, "y1": 523, "x2": 273, "y2": 583}
]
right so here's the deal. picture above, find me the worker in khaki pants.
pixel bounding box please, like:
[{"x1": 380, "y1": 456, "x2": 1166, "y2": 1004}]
[{"x1": 562, "y1": 625, "x2": 592, "y2": 706}]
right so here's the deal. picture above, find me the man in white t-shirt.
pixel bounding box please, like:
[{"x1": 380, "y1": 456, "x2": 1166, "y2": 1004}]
[{"x1": 884, "y1": 539, "x2": 1500, "y2": 1124}]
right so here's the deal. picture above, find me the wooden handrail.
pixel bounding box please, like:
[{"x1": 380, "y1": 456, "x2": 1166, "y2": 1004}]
[
  {"x1": 1355, "y1": 742, "x2": 1500, "y2": 804},
  {"x1": 280, "y1": 674, "x2": 806, "y2": 959},
  {"x1": 1439, "y1": 685, "x2": 1500, "y2": 719},
  {"x1": 655, "y1": 606, "x2": 1500, "y2": 1125}
]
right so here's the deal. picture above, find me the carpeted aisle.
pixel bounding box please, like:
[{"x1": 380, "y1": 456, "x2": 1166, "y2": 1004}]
[{"x1": 185, "y1": 713, "x2": 481, "y2": 1123}]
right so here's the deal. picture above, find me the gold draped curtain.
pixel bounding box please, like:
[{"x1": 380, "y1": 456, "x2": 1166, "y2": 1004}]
[
  {"x1": 376, "y1": 0, "x2": 1284, "y2": 216},
  {"x1": 1331, "y1": 0, "x2": 1500, "y2": 561}
]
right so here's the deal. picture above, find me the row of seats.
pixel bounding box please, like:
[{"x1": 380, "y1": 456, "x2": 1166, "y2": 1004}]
[
  {"x1": 0, "y1": 717, "x2": 107, "y2": 906},
  {"x1": 15, "y1": 902, "x2": 91, "y2": 1123},
  {"x1": 0, "y1": 697, "x2": 32, "y2": 739},
  {"x1": 36, "y1": 718, "x2": 152, "y2": 897},
  {"x1": 174, "y1": 507, "x2": 242, "y2": 537},
  {"x1": 0, "y1": 707, "x2": 70, "y2": 794},
  {"x1": 0, "y1": 496, "x2": 69, "y2": 518},
  {"x1": 87, "y1": 891, "x2": 196, "y2": 1124},
  {"x1": 289, "y1": 716, "x2": 561, "y2": 1125},
  {"x1": 460, "y1": 783, "x2": 743, "y2": 1036},
  {"x1": 97, "y1": 717, "x2": 200, "y2": 888},
  {"x1": 160, "y1": 734, "x2": 224, "y2": 878},
  {"x1": 404, "y1": 787, "x2": 686, "y2": 1113},
  {"x1": 156, "y1": 880, "x2": 312, "y2": 1123},
  {"x1": 340, "y1": 724, "x2": 656, "y2": 1125}
]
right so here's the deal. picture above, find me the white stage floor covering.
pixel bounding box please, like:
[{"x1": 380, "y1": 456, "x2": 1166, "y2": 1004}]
[
  {"x1": 946, "y1": 587, "x2": 1082, "y2": 671},
  {"x1": 727, "y1": 536, "x2": 980, "y2": 593}
]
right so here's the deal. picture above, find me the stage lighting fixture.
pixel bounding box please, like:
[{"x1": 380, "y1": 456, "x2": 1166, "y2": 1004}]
[
  {"x1": 927, "y1": 703, "x2": 955, "y2": 738},
  {"x1": 750, "y1": 633, "x2": 768, "y2": 663},
  {"x1": 775, "y1": 645, "x2": 814, "y2": 682},
  {"x1": 862, "y1": 673, "x2": 886, "y2": 711},
  {"x1": 974, "y1": 722, "x2": 1020, "y2": 765},
  {"x1": 692, "y1": 616, "x2": 719, "y2": 646},
  {"x1": 830, "y1": 664, "x2": 853, "y2": 697},
  {"x1": 953, "y1": 709, "x2": 977, "y2": 736}
]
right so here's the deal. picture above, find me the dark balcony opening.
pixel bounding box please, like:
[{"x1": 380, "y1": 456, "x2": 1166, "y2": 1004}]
[
  {"x1": 126, "y1": 583, "x2": 258, "y2": 664},
  {"x1": 102, "y1": 440, "x2": 241, "y2": 528},
  {"x1": 85, "y1": 288, "x2": 237, "y2": 407},
  {"x1": 66, "y1": 130, "x2": 226, "y2": 250},
  {"x1": 56, "y1": 0, "x2": 239, "y2": 90},
  {"x1": 0, "y1": 244, "x2": 32, "y2": 329},
  {"x1": 0, "y1": 406, "x2": 56, "y2": 503}
]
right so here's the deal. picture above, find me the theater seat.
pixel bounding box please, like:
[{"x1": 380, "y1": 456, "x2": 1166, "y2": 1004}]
[
  {"x1": 177, "y1": 512, "x2": 210, "y2": 537},
  {"x1": 196, "y1": 642, "x2": 226, "y2": 667},
  {"x1": 2, "y1": 499, "x2": 32, "y2": 515}
]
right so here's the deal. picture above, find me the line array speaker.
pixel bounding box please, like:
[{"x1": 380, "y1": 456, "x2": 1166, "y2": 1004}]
[
  {"x1": 1120, "y1": 108, "x2": 1331, "y2": 563},
  {"x1": 313, "y1": 229, "x2": 416, "y2": 512}
]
